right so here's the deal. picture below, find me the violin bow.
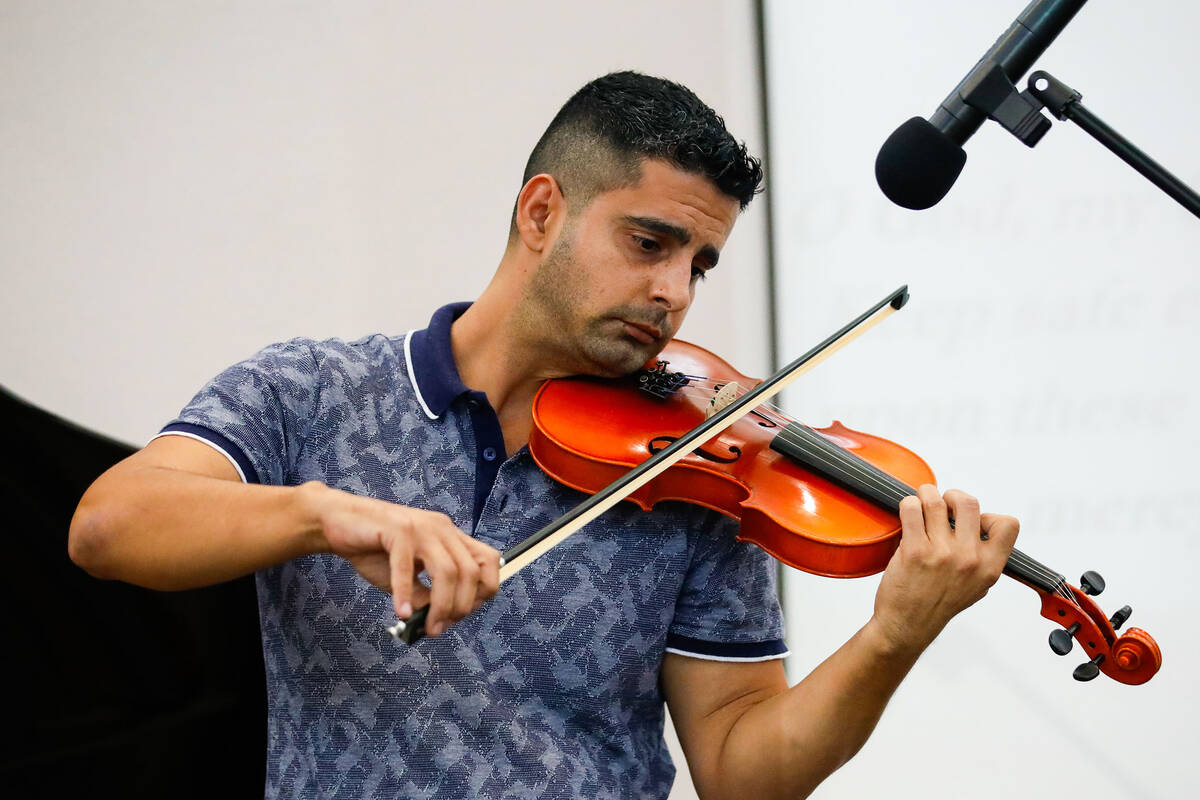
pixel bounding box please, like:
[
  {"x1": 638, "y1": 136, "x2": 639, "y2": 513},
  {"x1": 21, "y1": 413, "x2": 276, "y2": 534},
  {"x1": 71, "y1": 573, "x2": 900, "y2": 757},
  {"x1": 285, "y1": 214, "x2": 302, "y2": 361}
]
[{"x1": 389, "y1": 286, "x2": 911, "y2": 643}]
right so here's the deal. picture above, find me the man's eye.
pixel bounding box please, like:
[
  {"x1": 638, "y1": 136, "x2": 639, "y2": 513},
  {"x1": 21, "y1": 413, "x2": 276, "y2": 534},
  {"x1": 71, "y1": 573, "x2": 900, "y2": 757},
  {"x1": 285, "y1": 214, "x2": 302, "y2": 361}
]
[
  {"x1": 634, "y1": 236, "x2": 659, "y2": 252},
  {"x1": 691, "y1": 266, "x2": 708, "y2": 282}
]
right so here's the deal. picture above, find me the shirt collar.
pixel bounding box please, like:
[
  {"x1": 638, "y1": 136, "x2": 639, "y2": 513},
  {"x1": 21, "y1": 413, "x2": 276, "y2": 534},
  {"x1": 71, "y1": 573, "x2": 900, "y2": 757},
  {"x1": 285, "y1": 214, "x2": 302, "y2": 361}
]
[{"x1": 405, "y1": 301, "x2": 472, "y2": 419}]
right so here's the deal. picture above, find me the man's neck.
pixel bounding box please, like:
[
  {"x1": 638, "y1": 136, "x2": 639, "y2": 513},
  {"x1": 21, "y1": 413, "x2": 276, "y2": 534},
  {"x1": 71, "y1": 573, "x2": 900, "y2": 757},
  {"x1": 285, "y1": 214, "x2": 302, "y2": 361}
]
[{"x1": 450, "y1": 276, "x2": 560, "y2": 456}]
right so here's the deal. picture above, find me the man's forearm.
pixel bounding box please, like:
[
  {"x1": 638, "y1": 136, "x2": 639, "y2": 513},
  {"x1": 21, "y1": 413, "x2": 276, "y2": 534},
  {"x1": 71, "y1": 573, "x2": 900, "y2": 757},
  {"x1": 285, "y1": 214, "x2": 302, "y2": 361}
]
[
  {"x1": 714, "y1": 620, "x2": 922, "y2": 799},
  {"x1": 69, "y1": 465, "x2": 326, "y2": 590},
  {"x1": 69, "y1": 435, "x2": 503, "y2": 633}
]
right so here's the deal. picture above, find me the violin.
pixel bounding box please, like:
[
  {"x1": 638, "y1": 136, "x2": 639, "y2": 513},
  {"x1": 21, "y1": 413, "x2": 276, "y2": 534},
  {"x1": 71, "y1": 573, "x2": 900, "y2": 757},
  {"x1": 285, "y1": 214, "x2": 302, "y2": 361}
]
[
  {"x1": 391, "y1": 286, "x2": 1161, "y2": 686},
  {"x1": 527, "y1": 338, "x2": 1162, "y2": 685}
]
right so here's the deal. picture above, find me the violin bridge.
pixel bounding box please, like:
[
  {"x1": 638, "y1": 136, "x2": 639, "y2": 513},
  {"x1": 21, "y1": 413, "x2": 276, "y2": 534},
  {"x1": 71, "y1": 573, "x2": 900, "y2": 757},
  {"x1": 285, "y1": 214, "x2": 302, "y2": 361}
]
[{"x1": 706, "y1": 382, "x2": 741, "y2": 419}]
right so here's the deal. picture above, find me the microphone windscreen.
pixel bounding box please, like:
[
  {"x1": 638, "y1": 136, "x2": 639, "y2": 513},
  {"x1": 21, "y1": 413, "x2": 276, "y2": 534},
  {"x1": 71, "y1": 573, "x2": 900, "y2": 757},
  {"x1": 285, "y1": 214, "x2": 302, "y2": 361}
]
[{"x1": 875, "y1": 117, "x2": 967, "y2": 210}]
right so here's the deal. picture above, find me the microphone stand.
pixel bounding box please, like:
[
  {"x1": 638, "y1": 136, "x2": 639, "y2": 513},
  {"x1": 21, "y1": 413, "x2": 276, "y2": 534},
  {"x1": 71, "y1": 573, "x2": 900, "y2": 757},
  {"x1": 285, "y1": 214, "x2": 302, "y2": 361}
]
[{"x1": 1024, "y1": 70, "x2": 1200, "y2": 219}]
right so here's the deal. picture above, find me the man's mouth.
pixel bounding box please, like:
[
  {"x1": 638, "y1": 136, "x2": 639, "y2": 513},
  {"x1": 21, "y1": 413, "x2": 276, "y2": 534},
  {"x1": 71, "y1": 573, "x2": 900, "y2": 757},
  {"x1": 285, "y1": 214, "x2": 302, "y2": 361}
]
[{"x1": 620, "y1": 320, "x2": 662, "y2": 344}]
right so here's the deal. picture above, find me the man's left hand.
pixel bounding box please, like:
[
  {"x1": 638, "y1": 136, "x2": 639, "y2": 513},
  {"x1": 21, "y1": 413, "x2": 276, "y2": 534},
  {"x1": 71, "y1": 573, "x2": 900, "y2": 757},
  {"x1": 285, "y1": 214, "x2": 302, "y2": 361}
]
[{"x1": 868, "y1": 484, "x2": 1020, "y2": 656}]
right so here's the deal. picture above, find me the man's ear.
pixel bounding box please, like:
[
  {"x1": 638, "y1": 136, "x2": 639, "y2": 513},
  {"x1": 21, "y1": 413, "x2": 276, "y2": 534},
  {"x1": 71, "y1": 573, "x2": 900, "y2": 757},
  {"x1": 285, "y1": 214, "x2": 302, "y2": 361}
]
[{"x1": 513, "y1": 174, "x2": 565, "y2": 253}]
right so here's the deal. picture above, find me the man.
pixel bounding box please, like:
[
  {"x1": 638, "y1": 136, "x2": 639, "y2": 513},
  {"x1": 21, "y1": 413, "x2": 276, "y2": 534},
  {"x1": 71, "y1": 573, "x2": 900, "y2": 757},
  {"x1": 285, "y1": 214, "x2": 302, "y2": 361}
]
[{"x1": 69, "y1": 72, "x2": 1018, "y2": 798}]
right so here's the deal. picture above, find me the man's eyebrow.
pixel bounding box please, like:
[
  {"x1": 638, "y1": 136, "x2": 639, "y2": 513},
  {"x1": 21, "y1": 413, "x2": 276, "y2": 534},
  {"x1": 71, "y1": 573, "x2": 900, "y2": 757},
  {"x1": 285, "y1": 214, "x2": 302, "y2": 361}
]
[
  {"x1": 622, "y1": 215, "x2": 721, "y2": 267},
  {"x1": 623, "y1": 215, "x2": 691, "y2": 245}
]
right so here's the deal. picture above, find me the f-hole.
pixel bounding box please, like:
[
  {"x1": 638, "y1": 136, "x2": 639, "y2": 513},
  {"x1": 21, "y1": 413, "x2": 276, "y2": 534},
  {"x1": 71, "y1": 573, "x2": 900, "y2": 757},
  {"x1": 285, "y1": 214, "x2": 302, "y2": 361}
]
[{"x1": 649, "y1": 436, "x2": 742, "y2": 464}]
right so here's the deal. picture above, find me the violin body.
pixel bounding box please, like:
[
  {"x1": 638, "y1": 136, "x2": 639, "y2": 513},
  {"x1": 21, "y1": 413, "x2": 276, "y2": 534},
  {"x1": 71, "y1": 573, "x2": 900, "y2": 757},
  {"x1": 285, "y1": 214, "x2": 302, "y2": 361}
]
[{"x1": 530, "y1": 339, "x2": 935, "y2": 578}]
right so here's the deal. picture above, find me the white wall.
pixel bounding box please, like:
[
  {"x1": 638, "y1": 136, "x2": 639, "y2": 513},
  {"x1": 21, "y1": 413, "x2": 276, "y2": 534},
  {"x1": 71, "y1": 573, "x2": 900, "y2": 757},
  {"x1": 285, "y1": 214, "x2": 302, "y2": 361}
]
[
  {"x1": 1, "y1": 0, "x2": 770, "y2": 445},
  {"x1": 765, "y1": 1, "x2": 1198, "y2": 797},
  {"x1": 1, "y1": 3, "x2": 769, "y2": 798}
]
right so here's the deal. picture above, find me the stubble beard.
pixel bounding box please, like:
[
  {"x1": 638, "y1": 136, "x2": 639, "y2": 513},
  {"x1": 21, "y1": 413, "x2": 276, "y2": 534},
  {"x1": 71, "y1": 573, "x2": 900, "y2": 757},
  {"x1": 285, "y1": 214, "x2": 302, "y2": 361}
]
[{"x1": 527, "y1": 231, "x2": 668, "y2": 377}]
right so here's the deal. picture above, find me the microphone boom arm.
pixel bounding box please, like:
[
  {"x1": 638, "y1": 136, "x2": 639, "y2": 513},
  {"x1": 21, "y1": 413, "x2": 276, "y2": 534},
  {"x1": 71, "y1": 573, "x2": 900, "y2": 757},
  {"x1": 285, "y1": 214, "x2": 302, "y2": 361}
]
[{"x1": 1024, "y1": 70, "x2": 1200, "y2": 219}]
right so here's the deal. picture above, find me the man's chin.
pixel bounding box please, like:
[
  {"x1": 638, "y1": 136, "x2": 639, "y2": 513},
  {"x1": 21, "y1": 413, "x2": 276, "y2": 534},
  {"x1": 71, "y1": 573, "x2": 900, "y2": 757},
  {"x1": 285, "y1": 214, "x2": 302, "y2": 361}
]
[{"x1": 582, "y1": 337, "x2": 662, "y2": 377}]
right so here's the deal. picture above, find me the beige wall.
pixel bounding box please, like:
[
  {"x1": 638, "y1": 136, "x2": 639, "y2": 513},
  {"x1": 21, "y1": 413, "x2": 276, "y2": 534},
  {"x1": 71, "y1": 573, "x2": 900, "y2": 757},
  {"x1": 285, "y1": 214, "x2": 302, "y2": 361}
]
[
  {"x1": 1, "y1": 3, "x2": 769, "y2": 798},
  {"x1": 1, "y1": 1, "x2": 770, "y2": 446}
]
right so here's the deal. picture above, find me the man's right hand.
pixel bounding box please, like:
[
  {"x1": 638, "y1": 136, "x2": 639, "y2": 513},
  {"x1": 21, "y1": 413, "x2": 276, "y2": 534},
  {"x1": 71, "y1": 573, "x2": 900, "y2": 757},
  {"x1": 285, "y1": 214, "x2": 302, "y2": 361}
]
[
  {"x1": 300, "y1": 482, "x2": 501, "y2": 637},
  {"x1": 70, "y1": 435, "x2": 501, "y2": 638}
]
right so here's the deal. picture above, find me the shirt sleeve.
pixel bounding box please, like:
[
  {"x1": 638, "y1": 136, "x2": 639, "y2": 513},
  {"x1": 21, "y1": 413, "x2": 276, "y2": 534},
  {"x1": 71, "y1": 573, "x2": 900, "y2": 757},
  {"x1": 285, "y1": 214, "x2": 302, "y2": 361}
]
[
  {"x1": 667, "y1": 511, "x2": 788, "y2": 662},
  {"x1": 154, "y1": 339, "x2": 321, "y2": 486}
]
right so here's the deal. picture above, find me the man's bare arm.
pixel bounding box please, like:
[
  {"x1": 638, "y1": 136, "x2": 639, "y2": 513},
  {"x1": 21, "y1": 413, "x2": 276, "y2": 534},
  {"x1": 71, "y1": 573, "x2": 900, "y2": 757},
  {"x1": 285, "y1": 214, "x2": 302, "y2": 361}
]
[
  {"x1": 68, "y1": 435, "x2": 501, "y2": 636},
  {"x1": 663, "y1": 621, "x2": 922, "y2": 799},
  {"x1": 663, "y1": 486, "x2": 1020, "y2": 799}
]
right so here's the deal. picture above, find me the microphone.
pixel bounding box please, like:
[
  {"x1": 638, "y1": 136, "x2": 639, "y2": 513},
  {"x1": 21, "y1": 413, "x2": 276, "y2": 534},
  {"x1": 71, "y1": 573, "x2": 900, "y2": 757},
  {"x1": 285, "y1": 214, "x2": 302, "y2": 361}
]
[{"x1": 875, "y1": 0, "x2": 1089, "y2": 210}]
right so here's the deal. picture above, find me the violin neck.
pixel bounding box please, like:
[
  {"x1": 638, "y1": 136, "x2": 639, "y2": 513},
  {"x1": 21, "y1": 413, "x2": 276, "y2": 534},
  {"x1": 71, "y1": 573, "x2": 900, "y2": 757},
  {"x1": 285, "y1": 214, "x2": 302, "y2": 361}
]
[
  {"x1": 770, "y1": 422, "x2": 1069, "y2": 596},
  {"x1": 1003, "y1": 549, "x2": 1070, "y2": 597}
]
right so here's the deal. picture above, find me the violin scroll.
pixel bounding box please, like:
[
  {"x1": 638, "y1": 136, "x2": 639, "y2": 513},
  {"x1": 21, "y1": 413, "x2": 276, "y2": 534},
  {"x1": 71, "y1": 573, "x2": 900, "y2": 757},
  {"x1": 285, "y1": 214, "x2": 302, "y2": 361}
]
[{"x1": 1037, "y1": 571, "x2": 1161, "y2": 685}]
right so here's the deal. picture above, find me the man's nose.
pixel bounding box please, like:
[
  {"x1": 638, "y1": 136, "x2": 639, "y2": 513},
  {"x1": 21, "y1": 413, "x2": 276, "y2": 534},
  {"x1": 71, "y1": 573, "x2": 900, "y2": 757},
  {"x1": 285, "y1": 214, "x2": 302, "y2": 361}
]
[{"x1": 650, "y1": 258, "x2": 694, "y2": 312}]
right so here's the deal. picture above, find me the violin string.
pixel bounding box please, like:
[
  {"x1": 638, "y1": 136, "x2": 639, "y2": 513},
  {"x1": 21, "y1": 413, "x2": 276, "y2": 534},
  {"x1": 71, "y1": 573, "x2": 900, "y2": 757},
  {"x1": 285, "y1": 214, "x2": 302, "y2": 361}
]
[
  {"x1": 672, "y1": 382, "x2": 938, "y2": 518},
  {"x1": 773, "y1": 425, "x2": 917, "y2": 508},
  {"x1": 774, "y1": 424, "x2": 913, "y2": 503},
  {"x1": 659, "y1": 379, "x2": 927, "y2": 519},
  {"x1": 678, "y1": 381, "x2": 916, "y2": 512},
  {"x1": 779, "y1": 427, "x2": 1070, "y2": 595},
  {"x1": 691, "y1": 381, "x2": 1056, "y2": 582},
  {"x1": 668, "y1": 382, "x2": 795, "y2": 427},
  {"x1": 771, "y1": 425, "x2": 1070, "y2": 597},
  {"x1": 660, "y1": 383, "x2": 930, "y2": 514},
  {"x1": 663, "y1": 377, "x2": 1071, "y2": 597}
]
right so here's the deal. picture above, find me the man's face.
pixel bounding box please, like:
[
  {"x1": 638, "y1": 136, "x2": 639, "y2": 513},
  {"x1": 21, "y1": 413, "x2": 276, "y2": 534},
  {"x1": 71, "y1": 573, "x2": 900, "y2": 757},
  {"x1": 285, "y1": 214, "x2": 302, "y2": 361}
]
[{"x1": 527, "y1": 159, "x2": 740, "y2": 377}]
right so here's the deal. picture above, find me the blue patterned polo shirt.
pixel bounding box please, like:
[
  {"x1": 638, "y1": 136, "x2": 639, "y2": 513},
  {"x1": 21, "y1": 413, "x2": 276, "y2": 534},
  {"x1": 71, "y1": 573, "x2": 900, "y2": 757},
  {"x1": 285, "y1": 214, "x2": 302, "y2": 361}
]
[{"x1": 156, "y1": 303, "x2": 787, "y2": 799}]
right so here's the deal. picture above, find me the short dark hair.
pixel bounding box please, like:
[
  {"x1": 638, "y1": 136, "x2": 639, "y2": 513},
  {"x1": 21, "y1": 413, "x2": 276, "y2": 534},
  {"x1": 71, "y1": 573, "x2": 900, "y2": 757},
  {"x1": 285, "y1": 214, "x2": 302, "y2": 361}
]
[{"x1": 511, "y1": 71, "x2": 763, "y2": 234}]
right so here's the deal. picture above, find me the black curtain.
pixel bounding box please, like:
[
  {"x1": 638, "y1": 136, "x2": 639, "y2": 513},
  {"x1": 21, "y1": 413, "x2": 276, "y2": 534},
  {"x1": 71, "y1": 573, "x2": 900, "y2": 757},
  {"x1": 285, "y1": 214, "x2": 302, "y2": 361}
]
[{"x1": 1, "y1": 386, "x2": 265, "y2": 796}]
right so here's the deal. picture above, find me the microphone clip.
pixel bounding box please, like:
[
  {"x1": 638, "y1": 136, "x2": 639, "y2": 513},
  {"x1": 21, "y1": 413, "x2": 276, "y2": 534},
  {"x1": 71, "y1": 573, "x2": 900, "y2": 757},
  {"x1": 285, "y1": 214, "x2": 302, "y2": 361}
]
[
  {"x1": 959, "y1": 61, "x2": 1053, "y2": 147},
  {"x1": 1024, "y1": 70, "x2": 1200, "y2": 218}
]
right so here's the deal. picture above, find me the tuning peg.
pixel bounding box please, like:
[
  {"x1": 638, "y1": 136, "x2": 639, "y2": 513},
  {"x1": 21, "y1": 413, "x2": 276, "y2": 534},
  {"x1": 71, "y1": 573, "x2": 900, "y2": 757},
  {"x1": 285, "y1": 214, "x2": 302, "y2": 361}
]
[
  {"x1": 1080, "y1": 570, "x2": 1106, "y2": 596},
  {"x1": 1073, "y1": 654, "x2": 1105, "y2": 682},
  {"x1": 1049, "y1": 622, "x2": 1080, "y2": 656},
  {"x1": 1109, "y1": 605, "x2": 1132, "y2": 630}
]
